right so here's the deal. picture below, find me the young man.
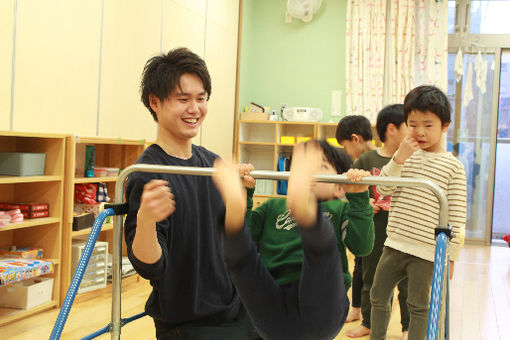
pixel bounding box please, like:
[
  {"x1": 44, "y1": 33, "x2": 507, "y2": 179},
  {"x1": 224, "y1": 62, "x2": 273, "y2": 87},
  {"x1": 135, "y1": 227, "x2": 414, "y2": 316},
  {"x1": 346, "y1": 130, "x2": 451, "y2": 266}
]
[
  {"x1": 346, "y1": 105, "x2": 410, "y2": 339},
  {"x1": 124, "y1": 48, "x2": 257, "y2": 339},
  {"x1": 370, "y1": 86, "x2": 467, "y2": 340},
  {"x1": 212, "y1": 141, "x2": 374, "y2": 340},
  {"x1": 335, "y1": 114, "x2": 377, "y2": 323}
]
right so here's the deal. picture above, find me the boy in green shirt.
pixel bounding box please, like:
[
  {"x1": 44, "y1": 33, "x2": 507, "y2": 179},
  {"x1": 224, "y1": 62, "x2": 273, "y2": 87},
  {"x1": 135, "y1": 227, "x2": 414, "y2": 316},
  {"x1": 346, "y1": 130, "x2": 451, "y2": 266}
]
[{"x1": 212, "y1": 140, "x2": 374, "y2": 340}]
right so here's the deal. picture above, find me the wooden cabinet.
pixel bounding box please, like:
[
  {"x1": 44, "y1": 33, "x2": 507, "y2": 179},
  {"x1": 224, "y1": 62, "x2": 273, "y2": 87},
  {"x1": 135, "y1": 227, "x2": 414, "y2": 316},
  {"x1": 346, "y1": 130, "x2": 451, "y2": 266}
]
[
  {"x1": 236, "y1": 121, "x2": 342, "y2": 201},
  {"x1": 0, "y1": 131, "x2": 66, "y2": 326},
  {"x1": 61, "y1": 136, "x2": 145, "y2": 302},
  {"x1": 236, "y1": 120, "x2": 380, "y2": 203}
]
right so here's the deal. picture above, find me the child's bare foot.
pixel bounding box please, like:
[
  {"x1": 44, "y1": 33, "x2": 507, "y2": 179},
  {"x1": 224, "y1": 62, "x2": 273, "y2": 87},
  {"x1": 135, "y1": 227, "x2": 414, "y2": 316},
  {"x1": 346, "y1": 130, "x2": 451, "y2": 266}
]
[
  {"x1": 401, "y1": 331, "x2": 408, "y2": 340},
  {"x1": 345, "y1": 307, "x2": 361, "y2": 322},
  {"x1": 346, "y1": 325, "x2": 370, "y2": 338}
]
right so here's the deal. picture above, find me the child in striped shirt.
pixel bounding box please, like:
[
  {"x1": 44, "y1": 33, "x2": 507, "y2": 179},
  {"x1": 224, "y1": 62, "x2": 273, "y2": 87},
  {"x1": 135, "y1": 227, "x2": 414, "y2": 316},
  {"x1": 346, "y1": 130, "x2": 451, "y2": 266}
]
[{"x1": 369, "y1": 85, "x2": 467, "y2": 340}]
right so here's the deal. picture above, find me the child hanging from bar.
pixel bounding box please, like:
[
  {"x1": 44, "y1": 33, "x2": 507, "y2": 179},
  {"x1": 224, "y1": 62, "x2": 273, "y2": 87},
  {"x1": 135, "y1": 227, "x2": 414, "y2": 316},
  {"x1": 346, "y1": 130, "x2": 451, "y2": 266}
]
[{"x1": 212, "y1": 140, "x2": 375, "y2": 340}]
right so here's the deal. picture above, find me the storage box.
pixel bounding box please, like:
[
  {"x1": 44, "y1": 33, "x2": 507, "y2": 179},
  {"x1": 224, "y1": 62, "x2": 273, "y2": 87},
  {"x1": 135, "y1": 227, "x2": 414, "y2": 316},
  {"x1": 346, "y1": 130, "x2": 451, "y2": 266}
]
[
  {"x1": 327, "y1": 138, "x2": 341, "y2": 147},
  {"x1": 72, "y1": 241, "x2": 108, "y2": 293},
  {"x1": 0, "y1": 152, "x2": 46, "y2": 176},
  {"x1": 0, "y1": 202, "x2": 49, "y2": 211},
  {"x1": 297, "y1": 137, "x2": 311, "y2": 143},
  {"x1": 240, "y1": 112, "x2": 269, "y2": 121},
  {"x1": 0, "y1": 258, "x2": 54, "y2": 286},
  {"x1": 72, "y1": 212, "x2": 95, "y2": 231},
  {"x1": 0, "y1": 277, "x2": 53, "y2": 309},
  {"x1": 74, "y1": 203, "x2": 102, "y2": 218},
  {"x1": 280, "y1": 136, "x2": 295, "y2": 144},
  {"x1": 0, "y1": 247, "x2": 43, "y2": 259}
]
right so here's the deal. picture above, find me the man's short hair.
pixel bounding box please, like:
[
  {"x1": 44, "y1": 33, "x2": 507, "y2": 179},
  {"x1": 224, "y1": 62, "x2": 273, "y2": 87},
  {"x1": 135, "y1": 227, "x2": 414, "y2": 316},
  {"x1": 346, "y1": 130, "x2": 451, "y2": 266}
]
[
  {"x1": 403, "y1": 85, "x2": 451, "y2": 126},
  {"x1": 140, "y1": 47, "x2": 211, "y2": 122},
  {"x1": 335, "y1": 115, "x2": 373, "y2": 143},
  {"x1": 376, "y1": 104, "x2": 405, "y2": 143}
]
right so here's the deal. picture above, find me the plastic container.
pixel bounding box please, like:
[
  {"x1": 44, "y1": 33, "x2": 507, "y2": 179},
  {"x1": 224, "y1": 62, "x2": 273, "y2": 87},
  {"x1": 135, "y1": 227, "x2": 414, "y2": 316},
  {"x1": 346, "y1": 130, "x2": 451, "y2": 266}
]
[{"x1": 0, "y1": 152, "x2": 46, "y2": 176}]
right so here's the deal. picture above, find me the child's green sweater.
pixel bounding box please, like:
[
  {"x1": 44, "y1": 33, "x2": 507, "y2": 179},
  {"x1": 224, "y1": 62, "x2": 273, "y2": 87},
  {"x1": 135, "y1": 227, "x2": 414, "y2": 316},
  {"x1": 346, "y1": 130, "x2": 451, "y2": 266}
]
[{"x1": 246, "y1": 188, "x2": 374, "y2": 290}]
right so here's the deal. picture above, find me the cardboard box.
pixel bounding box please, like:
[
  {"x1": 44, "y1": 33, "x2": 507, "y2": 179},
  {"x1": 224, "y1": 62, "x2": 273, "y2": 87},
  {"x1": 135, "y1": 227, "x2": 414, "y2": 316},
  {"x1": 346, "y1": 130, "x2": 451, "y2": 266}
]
[
  {"x1": 0, "y1": 152, "x2": 46, "y2": 176},
  {"x1": 240, "y1": 112, "x2": 269, "y2": 121},
  {"x1": 22, "y1": 210, "x2": 49, "y2": 219},
  {"x1": 0, "y1": 258, "x2": 54, "y2": 286},
  {"x1": 0, "y1": 277, "x2": 53, "y2": 309},
  {"x1": 0, "y1": 247, "x2": 43, "y2": 259},
  {"x1": 0, "y1": 202, "x2": 49, "y2": 211}
]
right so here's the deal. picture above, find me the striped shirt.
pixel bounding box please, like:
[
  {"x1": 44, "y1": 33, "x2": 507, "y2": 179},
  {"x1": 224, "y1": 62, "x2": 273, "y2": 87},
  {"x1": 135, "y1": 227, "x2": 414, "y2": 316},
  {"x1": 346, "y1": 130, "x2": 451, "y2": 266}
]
[{"x1": 377, "y1": 149, "x2": 466, "y2": 262}]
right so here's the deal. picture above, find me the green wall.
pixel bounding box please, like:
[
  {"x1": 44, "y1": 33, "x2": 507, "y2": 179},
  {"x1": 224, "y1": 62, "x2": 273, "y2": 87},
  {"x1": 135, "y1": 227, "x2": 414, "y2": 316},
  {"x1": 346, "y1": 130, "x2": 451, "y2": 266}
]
[{"x1": 239, "y1": 0, "x2": 347, "y2": 122}]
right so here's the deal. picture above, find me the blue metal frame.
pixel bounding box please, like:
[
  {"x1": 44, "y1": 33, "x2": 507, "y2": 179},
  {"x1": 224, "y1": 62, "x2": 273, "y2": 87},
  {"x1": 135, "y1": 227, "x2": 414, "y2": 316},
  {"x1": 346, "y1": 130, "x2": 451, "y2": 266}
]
[
  {"x1": 49, "y1": 209, "x2": 145, "y2": 340},
  {"x1": 426, "y1": 232, "x2": 449, "y2": 340}
]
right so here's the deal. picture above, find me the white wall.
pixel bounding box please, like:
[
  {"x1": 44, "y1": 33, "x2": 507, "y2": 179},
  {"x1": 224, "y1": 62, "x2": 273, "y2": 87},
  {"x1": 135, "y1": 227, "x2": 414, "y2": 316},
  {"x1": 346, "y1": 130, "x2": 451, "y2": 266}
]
[{"x1": 0, "y1": 0, "x2": 239, "y2": 159}]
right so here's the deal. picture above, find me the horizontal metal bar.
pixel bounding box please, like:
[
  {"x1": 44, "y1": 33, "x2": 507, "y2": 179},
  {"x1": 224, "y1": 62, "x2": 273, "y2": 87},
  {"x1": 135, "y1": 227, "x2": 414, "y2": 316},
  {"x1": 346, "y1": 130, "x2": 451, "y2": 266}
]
[{"x1": 115, "y1": 164, "x2": 448, "y2": 227}]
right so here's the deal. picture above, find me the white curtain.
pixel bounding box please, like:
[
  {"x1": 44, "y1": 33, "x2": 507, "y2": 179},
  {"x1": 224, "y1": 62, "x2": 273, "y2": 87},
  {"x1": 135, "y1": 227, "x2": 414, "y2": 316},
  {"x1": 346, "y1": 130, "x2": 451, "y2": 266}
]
[
  {"x1": 384, "y1": 0, "x2": 416, "y2": 105},
  {"x1": 413, "y1": 0, "x2": 449, "y2": 91},
  {"x1": 345, "y1": 0, "x2": 387, "y2": 124},
  {"x1": 346, "y1": 0, "x2": 448, "y2": 121}
]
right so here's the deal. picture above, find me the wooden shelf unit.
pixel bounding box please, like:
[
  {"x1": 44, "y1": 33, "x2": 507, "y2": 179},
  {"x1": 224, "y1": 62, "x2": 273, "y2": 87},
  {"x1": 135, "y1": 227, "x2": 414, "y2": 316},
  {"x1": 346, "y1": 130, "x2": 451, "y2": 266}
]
[
  {"x1": 236, "y1": 120, "x2": 380, "y2": 207},
  {"x1": 0, "y1": 131, "x2": 66, "y2": 326},
  {"x1": 61, "y1": 136, "x2": 145, "y2": 303}
]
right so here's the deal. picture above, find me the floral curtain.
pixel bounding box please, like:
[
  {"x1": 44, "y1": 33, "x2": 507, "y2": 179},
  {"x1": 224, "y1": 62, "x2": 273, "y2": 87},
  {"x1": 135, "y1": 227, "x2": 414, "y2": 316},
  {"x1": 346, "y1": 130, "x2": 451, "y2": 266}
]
[
  {"x1": 413, "y1": 0, "x2": 449, "y2": 91},
  {"x1": 346, "y1": 0, "x2": 448, "y2": 122},
  {"x1": 384, "y1": 0, "x2": 416, "y2": 105},
  {"x1": 345, "y1": 0, "x2": 387, "y2": 124}
]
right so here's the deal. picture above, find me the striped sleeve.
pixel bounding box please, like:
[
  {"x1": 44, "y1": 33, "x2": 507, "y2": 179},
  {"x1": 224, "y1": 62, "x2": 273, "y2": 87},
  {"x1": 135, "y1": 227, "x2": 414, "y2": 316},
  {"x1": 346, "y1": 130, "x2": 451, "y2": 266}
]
[
  {"x1": 377, "y1": 158, "x2": 404, "y2": 196},
  {"x1": 447, "y1": 163, "x2": 467, "y2": 261}
]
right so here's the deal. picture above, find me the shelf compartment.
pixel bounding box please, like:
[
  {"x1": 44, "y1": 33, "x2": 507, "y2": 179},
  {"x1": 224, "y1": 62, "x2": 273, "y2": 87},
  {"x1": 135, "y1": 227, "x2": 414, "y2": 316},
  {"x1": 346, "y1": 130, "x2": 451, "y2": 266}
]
[
  {"x1": 239, "y1": 121, "x2": 276, "y2": 143},
  {"x1": 238, "y1": 144, "x2": 275, "y2": 171},
  {"x1": 0, "y1": 217, "x2": 61, "y2": 232}
]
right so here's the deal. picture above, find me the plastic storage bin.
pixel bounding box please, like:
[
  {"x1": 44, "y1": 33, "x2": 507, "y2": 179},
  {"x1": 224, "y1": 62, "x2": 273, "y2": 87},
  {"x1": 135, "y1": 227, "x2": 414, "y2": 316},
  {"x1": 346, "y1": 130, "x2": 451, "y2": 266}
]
[
  {"x1": 71, "y1": 240, "x2": 108, "y2": 294},
  {"x1": 0, "y1": 152, "x2": 46, "y2": 176}
]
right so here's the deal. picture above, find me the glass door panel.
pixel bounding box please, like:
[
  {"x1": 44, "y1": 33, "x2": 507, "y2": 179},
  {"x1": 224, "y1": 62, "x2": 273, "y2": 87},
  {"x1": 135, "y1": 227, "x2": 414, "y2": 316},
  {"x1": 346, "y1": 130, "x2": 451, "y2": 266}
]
[
  {"x1": 447, "y1": 52, "x2": 495, "y2": 240},
  {"x1": 492, "y1": 51, "x2": 510, "y2": 241}
]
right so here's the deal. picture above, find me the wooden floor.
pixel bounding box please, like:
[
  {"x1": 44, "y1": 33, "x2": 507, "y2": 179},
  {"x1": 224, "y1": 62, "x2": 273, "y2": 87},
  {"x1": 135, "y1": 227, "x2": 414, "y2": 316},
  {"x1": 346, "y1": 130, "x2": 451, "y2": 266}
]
[{"x1": 1, "y1": 244, "x2": 509, "y2": 339}]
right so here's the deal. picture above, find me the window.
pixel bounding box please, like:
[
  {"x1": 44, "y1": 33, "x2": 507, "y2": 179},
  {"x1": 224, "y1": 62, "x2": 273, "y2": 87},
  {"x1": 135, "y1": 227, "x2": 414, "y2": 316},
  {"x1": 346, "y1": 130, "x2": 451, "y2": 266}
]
[{"x1": 470, "y1": 0, "x2": 510, "y2": 34}]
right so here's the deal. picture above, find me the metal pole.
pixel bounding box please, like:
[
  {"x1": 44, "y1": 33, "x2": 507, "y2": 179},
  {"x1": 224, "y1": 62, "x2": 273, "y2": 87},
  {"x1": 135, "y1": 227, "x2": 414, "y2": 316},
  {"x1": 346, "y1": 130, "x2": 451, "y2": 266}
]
[{"x1": 111, "y1": 164, "x2": 450, "y2": 339}]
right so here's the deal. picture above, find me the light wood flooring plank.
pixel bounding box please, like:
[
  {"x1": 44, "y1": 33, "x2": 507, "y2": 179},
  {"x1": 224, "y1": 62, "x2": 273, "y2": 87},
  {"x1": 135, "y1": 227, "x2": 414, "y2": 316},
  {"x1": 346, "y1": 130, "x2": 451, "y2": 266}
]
[{"x1": 0, "y1": 245, "x2": 508, "y2": 340}]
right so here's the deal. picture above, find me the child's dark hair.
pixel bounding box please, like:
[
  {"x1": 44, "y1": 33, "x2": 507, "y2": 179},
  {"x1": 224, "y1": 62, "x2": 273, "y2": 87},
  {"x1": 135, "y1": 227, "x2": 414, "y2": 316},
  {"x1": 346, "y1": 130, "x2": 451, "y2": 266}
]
[
  {"x1": 140, "y1": 47, "x2": 212, "y2": 122},
  {"x1": 316, "y1": 140, "x2": 353, "y2": 174},
  {"x1": 335, "y1": 115, "x2": 373, "y2": 143},
  {"x1": 403, "y1": 85, "x2": 451, "y2": 126},
  {"x1": 376, "y1": 104, "x2": 405, "y2": 143}
]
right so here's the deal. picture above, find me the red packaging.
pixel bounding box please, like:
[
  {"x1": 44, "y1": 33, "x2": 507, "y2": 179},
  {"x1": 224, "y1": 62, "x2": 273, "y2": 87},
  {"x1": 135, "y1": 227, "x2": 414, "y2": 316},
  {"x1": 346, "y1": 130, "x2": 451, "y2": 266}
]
[
  {"x1": 21, "y1": 210, "x2": 49, "y2": 219},
  {"x1": 0, "y1": 202, "x2": 49, "y2": 212}
]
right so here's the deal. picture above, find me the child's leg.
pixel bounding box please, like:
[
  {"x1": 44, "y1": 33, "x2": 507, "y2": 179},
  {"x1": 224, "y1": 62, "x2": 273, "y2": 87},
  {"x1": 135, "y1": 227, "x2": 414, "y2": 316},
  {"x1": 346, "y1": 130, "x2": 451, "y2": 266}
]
[
  {"x1": 369, "y1": 247, "x2": 407, "y2": 340},
  {"x1": 297, "y1": 213, "x2": 349, "y2": 339},
  {"x1": 397, "y1": 277, "x2": 410, "y2": 332},
  {"x1": 405, "y1": 257, "x2": 433, "y2": 339},
  {"x1": 223, "y1": 225, "x2": 287, "y2": 339},
  {"x1": 346, "y1": 256, "x2": 362, "y2": 322}
]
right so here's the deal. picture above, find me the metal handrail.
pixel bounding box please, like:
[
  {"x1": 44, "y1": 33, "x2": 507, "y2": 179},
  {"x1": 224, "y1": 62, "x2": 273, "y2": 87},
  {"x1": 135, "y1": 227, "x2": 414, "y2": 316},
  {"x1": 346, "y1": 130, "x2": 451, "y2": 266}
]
[{"x1": 110, "y1": 164, "x2": 451, "y2": 339}]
